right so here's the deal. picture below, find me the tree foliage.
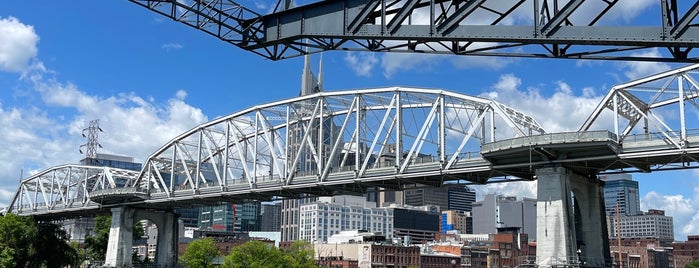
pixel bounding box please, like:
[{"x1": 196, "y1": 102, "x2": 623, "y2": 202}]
[
  {"x1": 180, "y1": 237, "x2": 220, "y2": 268},
  {"x1": 0, "y1": 213, "x2": 37, "y2": 266},
  {"x1": 85, "y1": 215, "x2": 111, "y2": 261},
  {"x1": 223, "y1": 240, "x2": 318, "y2": 268},
  {"x1": 34, "y1": 222, "x2": 79, "y2": 268},
  {"x1": 0, "y1": 214, "x2": 78, "y2": 268},
  {"x1": 687, "y1": 258, "x2": 699, "y2": 268},
  {"x1": 283, "y1": 240, "x2": 317, "y2": 268}
]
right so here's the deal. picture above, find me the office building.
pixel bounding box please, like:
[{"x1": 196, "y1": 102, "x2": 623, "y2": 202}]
[
  {"x1": 608, "y1": 209, "x2": 674, "y2": 243},
  {"x1": 447, "y1": 185, "x2": 476, "y2": 212},
  {"x1": 403, "y1": 185, "x2": 476, "y2": 212},
  {"x1": 299, "y1": 195, "x2": 440, "y2": 244},
  {"x1": 281, "y1": 52, "x2": 337, "y2": 241},
  {"x1": 601, "y1": 174, "x2": 641, "y2": 216},
  {"x1": 260, "y1": 202, "x2": 282, "y2": 232},
  {"x1": 441, "y1": 210, "x2": 472, "y2": 234},
  {"x1": 299, "y1": 195, "x2": 392, "y2": 243},
  {"x1": 199, "y1": 202, "x2": 261, "y2": 233},
  {"x1": 472, "y1": 194, "x2": 537, "y2": 240}
]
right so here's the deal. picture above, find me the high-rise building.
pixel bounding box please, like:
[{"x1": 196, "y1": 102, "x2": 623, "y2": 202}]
[
  {"x1": 282, "y1": 197, "x2": 318, "y2": 241},
  {"x1": 199, "y1": 202, "x2": 261, "y2": 233},
  {"x1": 447, "y1": 185, "x2": 476, "y2": 212},
  {"x1": 260, "y1": 202, "x2": 282, "y2": 232},
  {"x1": 441, "y1": 210, "x2": 473, "y2": 234},
  {"x1": 235, "y1": 202, "x2": 261, "y2": 232},
  {"x1": 404, "y1": 187, "x2": 448, "y2": 209},
  {"x1": 601, "y1": 174, "x2": 641, "y2": 216},
  {"x1": 298, "y1": 195, "x2": 441, "y2": 244},
  {"x1": 471, "y1": 194, "x2": 537, "y2": 240},
  {"x1": 608, "y1": 209, "x2": 674, "y2": 244},
  {"x1": 299, "y1": 195, "x2": 392, "y2": 243},
  {"x1": 281, "y1": 52, "x2": 336, "y2": 242},
  {"x1": 403, "y1": 185, "x2": 476, "y2": 212},
  {"x1": 199, "y1": 204, "x2": 236, "y2": 232}
]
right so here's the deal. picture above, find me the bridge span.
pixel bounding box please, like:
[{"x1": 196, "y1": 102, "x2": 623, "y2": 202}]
[{"x1": 6, "y1": 64, "x2": 699, "y2": 267}]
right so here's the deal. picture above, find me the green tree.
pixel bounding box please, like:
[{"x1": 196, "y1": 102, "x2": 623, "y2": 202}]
[
  {"x1": 85, "y1": 215, "x2": 111, "y2": 261},
  {"x1": 283, "y1": 240, "x2": 317, "y2": 268},
  {"x1": 33, "y1": 222, "x2": 79, "y2": 268},
  {"x1": 223, "y1": 240, "x2": 289, "y2": 268},
  {"x1": 180, "y1": 237, "x2": 219, "y2": 268},
  {"x1": 0, "y1": 213, "x2": 38, "y2": 266},
  {"x1": 134, "y1": 220, "x2": 145, "y2": 240},
  {"x1": 687, "y1": 258, "x2": 699, "y2": 268},
  {"x1": 0, "y1": 247, "x2": 16, "y2": 268}
]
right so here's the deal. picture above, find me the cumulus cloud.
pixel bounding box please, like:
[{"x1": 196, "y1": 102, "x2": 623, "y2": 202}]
[
  {"x1": 639, "y1": 169, "x2": 699, "y2": 241},
  {"x1": 345, "y1": 52, "x2": 378, "y2": 77},
  {"x1": 642, "y1": 188, "x2": 699, "y2": 241},
  {"x1": 0, "y1": 16, "x2": 43, "y2": 74},
  {"x1": 0, "y1": 73, "x2": 209, "y2": 208},
  {"x1": 473, "y1": 181, "x2": 537, "y2": 201},
  {"x1": 618, "y1": 48, "x2": 672, "y2": 80},
  {"x1": 481, "y1": 73, "x2": 603, "y2": 133}
]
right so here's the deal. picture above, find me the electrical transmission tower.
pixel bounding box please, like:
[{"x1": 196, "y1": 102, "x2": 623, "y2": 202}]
[{"x1": 79, "y1": 119, "x2": 103, "y2": 159}]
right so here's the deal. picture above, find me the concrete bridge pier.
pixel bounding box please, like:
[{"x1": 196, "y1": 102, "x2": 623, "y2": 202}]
[
  {"x1": 536, "y1": 166, "x2": 610, "y2": 267},
  {"x1": 103, "y1": 207, "x2": 179, "y2": 267}
]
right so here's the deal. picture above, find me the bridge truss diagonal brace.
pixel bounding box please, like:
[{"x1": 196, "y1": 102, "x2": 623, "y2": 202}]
[
  {"x1": 128, "y1": 0, "x2": 699, "y2": 61},
  {"x1": 580, "y1": 63, "x2": 699, "y2": 148},
  {"x1": 6, "y1": 165, "x2": 138, "y2": 216}
]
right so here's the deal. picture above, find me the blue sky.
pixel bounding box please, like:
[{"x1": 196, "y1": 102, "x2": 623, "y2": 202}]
[{"x1": 1, "y1": 1, "x2": 698, "y2": 240}]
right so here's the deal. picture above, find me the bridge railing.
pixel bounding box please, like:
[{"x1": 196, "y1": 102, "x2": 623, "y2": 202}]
[{"x1": 482, "y1": 130, "x2": 617, "y2": 153}]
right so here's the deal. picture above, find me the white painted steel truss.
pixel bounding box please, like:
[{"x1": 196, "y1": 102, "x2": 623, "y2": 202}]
[
  {"x1": 581, "y1": 63, "x2": 699, "y2": 150},
  {"x1": 6, "y1": 165, "x2": 139, "y2": 215},
  {"x1": 134, "y1": 87, "x2": 544, "y2": 197}
]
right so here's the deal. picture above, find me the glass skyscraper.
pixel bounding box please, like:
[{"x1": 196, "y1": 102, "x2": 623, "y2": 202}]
[{"x1": 600, "y1": 174, "x2": 641, "y2": 216}]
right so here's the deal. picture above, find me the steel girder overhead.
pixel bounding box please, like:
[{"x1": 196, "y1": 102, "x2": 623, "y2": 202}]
[
  {"x1": 5, "y1": 165, "x2": 140, "y2": 217},
  {"x1": 127, "y1": 0, "x2": 699, "y2": 61},
  {"x1": 132, "y1": 87, "x2": 544, "y2": 204}
]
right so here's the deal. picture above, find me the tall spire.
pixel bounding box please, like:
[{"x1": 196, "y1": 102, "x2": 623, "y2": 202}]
[
  {"x1": 317, "y1": 53, "x2": 323, "y2": 92},
  {"x1": 300, "y1": 43, "x2": 322, "y2": 96}
]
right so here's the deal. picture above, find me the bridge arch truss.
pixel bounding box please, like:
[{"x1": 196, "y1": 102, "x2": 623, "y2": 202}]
[
  {"x1": 6, "y1": 165, "x2": 140, "y2": 217},
  {"x1": 134, "y1": 87, "x2": 545, "y2": 204}
]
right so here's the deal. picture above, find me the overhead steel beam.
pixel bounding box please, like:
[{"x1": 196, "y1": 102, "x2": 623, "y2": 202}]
[
  {"x1": 539, "y1": 0, "x2": 584, "y2": 37},
  {"x1": 129, "y1": 0, "x2": 699, "y2": 62}
]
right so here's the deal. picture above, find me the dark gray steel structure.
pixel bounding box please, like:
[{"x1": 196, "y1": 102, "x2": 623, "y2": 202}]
[{"x1": 128, "y1": 0, "x2": 699, "y2": 62}]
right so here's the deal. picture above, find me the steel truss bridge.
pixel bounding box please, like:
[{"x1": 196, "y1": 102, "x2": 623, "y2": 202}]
[
  {"x1": 127, "y1": 0, "x2": 699, "y2": 62},
  {"x1": 6, "y1": 64, "x2": 699, "y2": 218}
]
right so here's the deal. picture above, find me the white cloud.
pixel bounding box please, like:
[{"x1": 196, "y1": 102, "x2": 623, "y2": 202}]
[
  {"x1": 642, "y1": 188, "x2": 699, "y2": 241},
  {"x1": 161, "y1": 42, "x2": 183, "y2": 51},
  {"x1": 0, "y1": 73, "x2": 209, "y2": 207},
  {"x1": 482, "y1": 73, "x2": 604, "y2": 133},
  {"x1": 619, "y1": 48, "x2": 672, "y2": 80},
  {"x1": 473, "y1": 181, "x2": 537, "y2": 201},
  {"x1": 0, "y1": 17, "x2": 43, "y2": 74},
  {"x1": 345, "y1": 52, "x2": 378, "y2": 78}
]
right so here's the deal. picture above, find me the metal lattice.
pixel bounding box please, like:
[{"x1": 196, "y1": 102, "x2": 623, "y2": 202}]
[{"x1": 129, "y1": 0, "x2": 699, "y2": 61}]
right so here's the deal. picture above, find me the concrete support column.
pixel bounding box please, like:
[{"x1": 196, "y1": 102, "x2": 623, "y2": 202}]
[
  {"x1": 104, "y1": 207, "x2": 135, "y2": 267},
  {"x1": 156, "y1": 211, "x2": 179, "y2": 267},
  {"x1": 135, "y1": 210, "x2": 179, "y2": 267},
  {"x1": 569, "y1": 170, "x2": 611, "y2": 267},
  {"x1": 536, "y1": 166, "x2": 609, "y2": 267}
]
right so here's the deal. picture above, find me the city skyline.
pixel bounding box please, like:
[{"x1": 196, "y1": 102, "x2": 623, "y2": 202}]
[{"x1": 1, "y1": 1, "x2": 698, "y2": 242}]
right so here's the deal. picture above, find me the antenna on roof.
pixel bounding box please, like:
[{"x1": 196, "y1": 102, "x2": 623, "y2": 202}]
[{"x1": 79, "y1": 119, "x2": 103, "y2": 159}]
